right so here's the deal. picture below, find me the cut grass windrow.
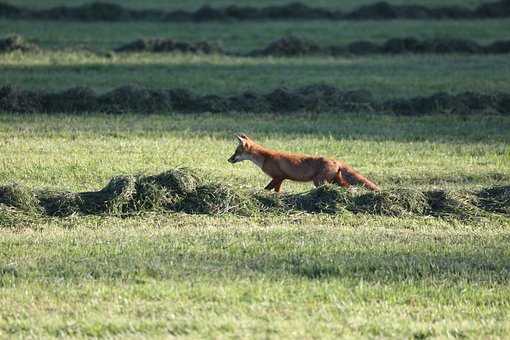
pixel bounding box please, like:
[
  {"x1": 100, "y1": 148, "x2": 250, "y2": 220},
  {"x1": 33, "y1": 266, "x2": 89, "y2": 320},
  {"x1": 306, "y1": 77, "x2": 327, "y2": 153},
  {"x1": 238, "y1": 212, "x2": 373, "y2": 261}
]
[
  {"x1": 0, "y1": 168, "x2": 508, "y2": 223},
  {"x1": 1, "y1": 84, "x2": 509, "y2": 115},
  {"x1": 3, "y1": 34, "x2": 510, "y2": 56}
]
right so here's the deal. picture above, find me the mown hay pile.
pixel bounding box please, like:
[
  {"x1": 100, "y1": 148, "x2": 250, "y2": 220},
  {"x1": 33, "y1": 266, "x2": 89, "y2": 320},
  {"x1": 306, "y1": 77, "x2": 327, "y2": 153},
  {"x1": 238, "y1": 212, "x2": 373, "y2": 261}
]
[
  {"x1": 0, "y1": 204, "x2": 36, "y2": 228},
  {"x1": 4, "y1": 34, "x2": 510, "y2": 56},
  {"x1": 285, "y1": 185, "x2": 352, "y2": 213},
  {"x1": 0, "y1": 35, "x2": 38, "y2": 53},
  {"x1": 0, "y1": 183, "x2": 39, "y2": 211},
  {"x1": 250, "y1": 36, "x2": 510, "y2": 57},
  {"x1": 425, "y1": 190, "x2": 483, "y2": 218},
  {"x1": 114, "y1": 38, "x2": 223, "y2": 54},
  {"x1": 249, "y1": 36, "x2": 322, "y2": 57},
  {"x1": 0, "y1": 169, "x2": 256, "y2": 218},
  {"x1": 0, "y1": 169, "x2": 508, "y2": 225},
  {"x1": 351, "y1": 188, "x2": 429, "y2": 216},
  {"x1": 476, "y1": 185, "x2": 510, "y2": 214}
]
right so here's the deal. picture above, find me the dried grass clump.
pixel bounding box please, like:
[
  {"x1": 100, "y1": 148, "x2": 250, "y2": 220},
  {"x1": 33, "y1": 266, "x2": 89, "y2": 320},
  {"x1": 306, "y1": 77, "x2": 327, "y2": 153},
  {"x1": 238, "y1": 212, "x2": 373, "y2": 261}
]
[
  {"x1": 145, "y1": 168, "x2": 200, "y2": 195},
  {"x1": 352, "y1": 188, "x2": 429, "y2": 216},
  {"x1": 133, "y1": 169, "x2": 201, "y2": 212},
  {"x1": 254, "y1": 191, "x2": 286, "y2": 212},
  {"x1": 177, "y1": 183, "x2": 258, "y2": 215},
  {"x1": 114, "y1": 38, "x2": 223, "y2": 54},
  {"x1": 37, "y1": 190, "x2": 83, "y2": 217},
  {"x1": 79, "y1": 175, "x2": 138, "y2": 215},
  {"x1": 476, "y1": 185, "x2": 510, "y2": 214},
  {"x1": 0, "y1": 35, "x2": 38, "y2": 53},
  {"x1": 0, "y1": 183, "x2": 39, "y2": 211},
  {"x1": 425, "y1": 190, "x2": 482, "y2": 219},
  {"x1": 101, "y1": 175, "x2": 138, "y2": 215},
  {"x1": 287, "y1": 185, "x2": 352, "y2": 213},
  {"x1": 249, "y1": 36, "x2": 321, "y2": 57},
  {"x1": 0, "y1": 168, "x2": 507, "y2": 220},
  {"x1": 0, "y1": 204, "x2": 36, "y2": 228}
]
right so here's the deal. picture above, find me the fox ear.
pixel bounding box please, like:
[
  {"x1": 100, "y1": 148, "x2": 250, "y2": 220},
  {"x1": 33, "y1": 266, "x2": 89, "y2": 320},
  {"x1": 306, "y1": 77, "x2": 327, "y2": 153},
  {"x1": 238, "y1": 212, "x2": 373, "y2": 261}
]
[{"x1": 235, "y1": 134, "x2": 248, "y2": 144}]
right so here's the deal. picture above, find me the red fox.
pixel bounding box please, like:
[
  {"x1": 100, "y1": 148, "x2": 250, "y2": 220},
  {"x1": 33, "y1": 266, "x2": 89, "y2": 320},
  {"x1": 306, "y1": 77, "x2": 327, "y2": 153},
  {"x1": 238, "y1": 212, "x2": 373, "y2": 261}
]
[{"x1": 228, "y1": 134, "x2": 380, "y2": 192}]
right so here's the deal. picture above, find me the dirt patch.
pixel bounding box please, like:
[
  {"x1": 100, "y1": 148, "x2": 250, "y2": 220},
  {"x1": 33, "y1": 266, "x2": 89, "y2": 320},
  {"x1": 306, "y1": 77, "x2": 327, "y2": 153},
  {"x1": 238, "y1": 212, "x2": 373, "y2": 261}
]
[
  {"x1": 114, "y1": 38, "x2": 223, "y2": 54},
  {"x1": 1, "y1": 84, "x2": 509, "y2": 115},
  {"x1": 0, "y1": 169, "x2": 508, "y2": 221},
  {"x1": 0, "y1": 0, "x2": 509, "y2": 21},
  {"x1": 0, "y1": 35, "x2": 38, "y2": 53}
]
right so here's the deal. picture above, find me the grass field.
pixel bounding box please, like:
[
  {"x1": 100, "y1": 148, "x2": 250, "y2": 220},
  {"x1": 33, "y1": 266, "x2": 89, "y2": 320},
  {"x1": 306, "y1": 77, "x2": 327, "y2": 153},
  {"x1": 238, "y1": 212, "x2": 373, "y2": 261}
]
[
  {"x1": 0, "y1": 114, "x2": 509, "y2": 190},
  {"x1": 10, "y1": 0, "x2": 494, "y2": 11},
  {"x1": 0, "y1": 113, "x2": 509, "y2": 338},
  {"x1": 2, "y1": 53, "x2": 510, "y2": 97},
  {"x1": 1, "y1": 215, "x2": 508, "y2": 338},
  {"x1": 1, "y1": 0, "x2": 509, "y2": 338},
  {"x1": 2, "y1": 19, "x2": 509, "y2": 51}
]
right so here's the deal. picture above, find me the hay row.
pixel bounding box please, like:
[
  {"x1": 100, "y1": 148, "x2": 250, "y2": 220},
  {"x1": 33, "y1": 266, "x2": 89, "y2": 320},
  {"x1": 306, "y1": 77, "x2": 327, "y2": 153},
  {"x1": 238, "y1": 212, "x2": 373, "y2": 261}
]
[
  {"x1": 247, "y1": 36, "x2": 510, "y2": 57},
  {"x1": 5, "y1": 35, "x2": 510, "y2": 56},
  {"x1": 114, "y1": 36, "x2": 510, "y2": 56},
  {"x1": 0, "y1": 0, "x2": 509, "y2": 22},
  {"x1": 0, "y1": 35, "x2": 38, "y2": 53},
  {"x1": 0, "y1": 169, "x2": 508, "y2": 223},
  {"x1": 1, "y1": 84, "x2": 509, "y2": 116}
]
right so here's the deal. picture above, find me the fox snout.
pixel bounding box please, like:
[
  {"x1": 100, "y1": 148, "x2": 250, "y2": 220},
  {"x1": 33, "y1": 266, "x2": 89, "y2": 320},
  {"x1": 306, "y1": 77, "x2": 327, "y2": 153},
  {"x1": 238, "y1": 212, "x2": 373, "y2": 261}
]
[{"x1": 228, "y1": 155, "x2": 237, "y2": 163}]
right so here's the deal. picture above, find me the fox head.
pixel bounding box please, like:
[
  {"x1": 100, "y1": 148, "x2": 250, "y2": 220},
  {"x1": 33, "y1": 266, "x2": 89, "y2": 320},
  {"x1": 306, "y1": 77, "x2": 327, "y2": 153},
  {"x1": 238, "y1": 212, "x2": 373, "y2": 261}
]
[{"x1": 228, "y1": 134, "x2": 252, "y2": 164}]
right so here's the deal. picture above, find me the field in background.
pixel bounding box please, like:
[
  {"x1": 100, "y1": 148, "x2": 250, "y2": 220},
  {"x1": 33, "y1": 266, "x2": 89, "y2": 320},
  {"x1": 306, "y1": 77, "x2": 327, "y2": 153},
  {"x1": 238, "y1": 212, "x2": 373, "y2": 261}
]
[
  {"x1": 0, "y1": 19, "x2": 508, "y2": 53},
  {"x1": 10, "y1": 0, "x2": 495, "y2": 11},
  {"x1": 2, "y1": 19, "x2": 509, "y2": 51},
  {"x1": 0, "y1": 0, "x2": 509, "y2": 338},
  {"x1": 2, "y1": 53, "x2": 509, "y2": 96}
]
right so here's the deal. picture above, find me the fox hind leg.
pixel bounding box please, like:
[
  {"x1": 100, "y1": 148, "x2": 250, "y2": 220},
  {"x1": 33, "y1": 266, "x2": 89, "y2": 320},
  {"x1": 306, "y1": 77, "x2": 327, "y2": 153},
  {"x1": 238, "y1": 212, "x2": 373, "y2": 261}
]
[
  {"x1": 334, "y1": 171, "x2": 351, "y2": 189},
  {"x1": 313, "y1": 173, "x2": 327, "y2": 187},
  {"x1": 273, "y1": 179, "x2": 283, "y2": 193},
  {"x1": 264, "y1": 179, "x2": 277, "y2": 190}
]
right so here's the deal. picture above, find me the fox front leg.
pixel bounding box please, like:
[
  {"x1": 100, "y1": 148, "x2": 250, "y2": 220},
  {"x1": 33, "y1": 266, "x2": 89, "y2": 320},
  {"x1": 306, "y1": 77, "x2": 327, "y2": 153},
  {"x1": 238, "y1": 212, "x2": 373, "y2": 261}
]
[{"x1": 265, "y1": 178, "x2": 283, "y2": 192}]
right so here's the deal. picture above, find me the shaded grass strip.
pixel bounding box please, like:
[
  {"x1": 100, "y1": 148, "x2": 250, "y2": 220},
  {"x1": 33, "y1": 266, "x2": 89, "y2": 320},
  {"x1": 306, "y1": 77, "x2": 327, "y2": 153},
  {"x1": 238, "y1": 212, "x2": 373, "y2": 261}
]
[{"x1": 0, "y1": 168, "x2": 508, "y2": 223}]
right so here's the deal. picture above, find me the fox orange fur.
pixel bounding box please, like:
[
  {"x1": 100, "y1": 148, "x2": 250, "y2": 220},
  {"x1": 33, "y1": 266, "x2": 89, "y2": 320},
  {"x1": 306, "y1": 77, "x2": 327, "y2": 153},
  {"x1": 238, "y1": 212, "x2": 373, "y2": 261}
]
[{"x1": 228, "y1": 134, "x2": 380, "y2": 192}]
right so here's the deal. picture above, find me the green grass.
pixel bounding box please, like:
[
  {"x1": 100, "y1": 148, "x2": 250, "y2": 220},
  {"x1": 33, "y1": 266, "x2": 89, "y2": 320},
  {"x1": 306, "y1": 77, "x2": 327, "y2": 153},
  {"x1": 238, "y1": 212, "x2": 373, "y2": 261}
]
[
  {"x1": 1, "y1": 213, "x2": 509, "y2": 338},
  {"x1": 2, "y1": 52, "x2": 509, "y2": 97},
  {"x1": 1, "y1": 19, "x2": 509, "y2": 51},
  {"x1": 0, "y1": 113, "x2": 508, "y2": 191},
  {"x1": 0, "y1": 113, "x2": 509, "y2": 338},
  {"x1": 9, "y1": 0, "x2": 494, "y2": 11},
  {"x1": 1, "y1": 3, "x2": 510, "y2": 337}
]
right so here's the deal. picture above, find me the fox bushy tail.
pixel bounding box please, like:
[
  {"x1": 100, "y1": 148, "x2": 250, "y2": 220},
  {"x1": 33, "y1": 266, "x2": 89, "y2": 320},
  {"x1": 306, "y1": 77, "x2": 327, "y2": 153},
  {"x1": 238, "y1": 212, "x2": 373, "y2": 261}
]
[{"x1": 339, "y1": 167, "x2": 380, "y2": 191}]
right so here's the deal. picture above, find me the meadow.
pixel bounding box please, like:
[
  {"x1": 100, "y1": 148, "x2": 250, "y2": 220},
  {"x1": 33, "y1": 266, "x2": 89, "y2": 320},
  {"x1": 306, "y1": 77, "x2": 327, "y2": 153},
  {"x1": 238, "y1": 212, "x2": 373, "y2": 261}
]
[
  {"x1": 0, "y1": 0, "x2": 509, "y2": 338},
  {"x1": 8, "y1": 0, "x2": 496, "y2": 11},
  {"x1": 3, "y1": 20, "x2": 510, "y2": 51}
]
